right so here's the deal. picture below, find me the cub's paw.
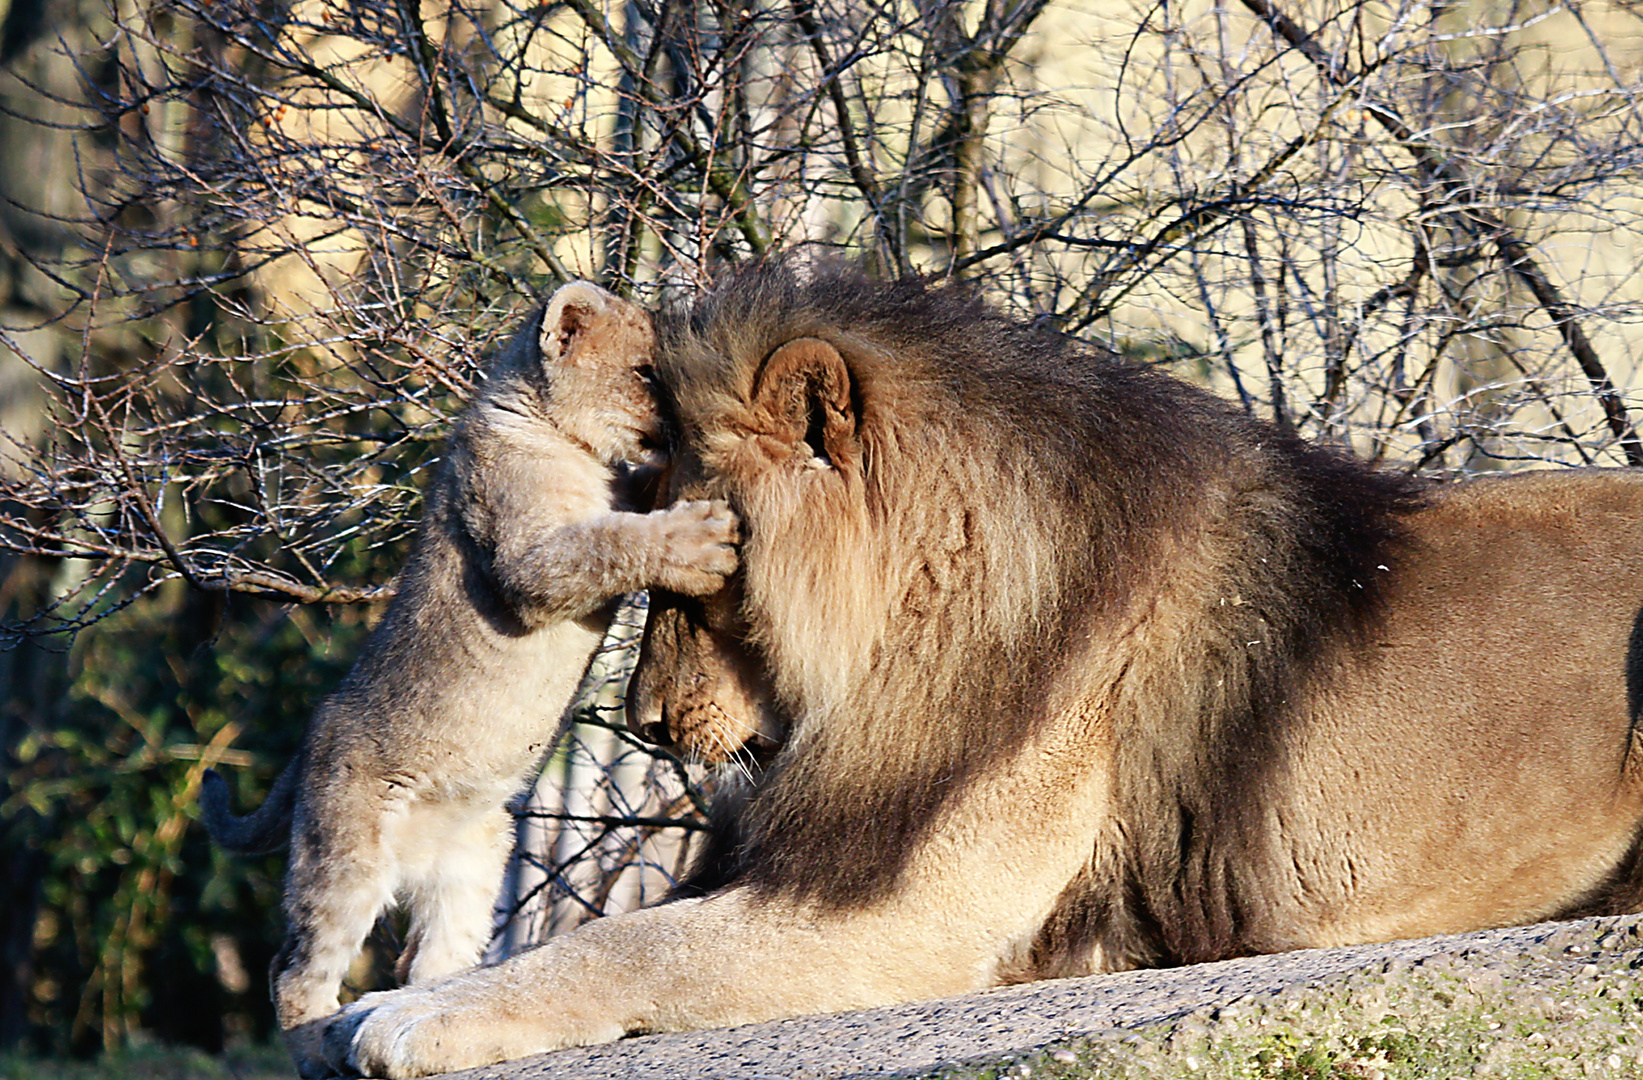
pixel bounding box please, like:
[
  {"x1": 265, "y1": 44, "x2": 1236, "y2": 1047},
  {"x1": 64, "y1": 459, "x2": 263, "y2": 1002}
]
[{"x1": 653, "y1": 499, "x2": 740, "y2": 594}]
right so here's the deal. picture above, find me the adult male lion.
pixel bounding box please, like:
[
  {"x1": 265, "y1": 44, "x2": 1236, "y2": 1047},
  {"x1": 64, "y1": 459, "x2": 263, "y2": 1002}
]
[{"x1": 325, "y1": 258, "x2": 1643, "y2": 1078}]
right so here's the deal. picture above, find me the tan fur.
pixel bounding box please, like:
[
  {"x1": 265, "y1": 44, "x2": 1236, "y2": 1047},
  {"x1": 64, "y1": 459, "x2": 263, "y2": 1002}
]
[
  {"x1": 201, "y1": 283, "x2": 739, "y2": 1077},
  {"x1": 628, "y1": 588, "x2": 782, "y2": 767},
  {"x1": 320, "y1": 260, "x2": 1643, "y2": 1079}
]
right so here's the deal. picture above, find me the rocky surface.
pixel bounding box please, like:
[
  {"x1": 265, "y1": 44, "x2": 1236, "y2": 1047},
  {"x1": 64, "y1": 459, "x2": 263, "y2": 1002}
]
[{"x1": 441, "y1": 915, "x2": 1643, "y2": 1080}]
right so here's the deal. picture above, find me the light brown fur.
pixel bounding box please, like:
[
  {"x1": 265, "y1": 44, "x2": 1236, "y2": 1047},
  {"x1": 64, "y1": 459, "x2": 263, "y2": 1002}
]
[
  {"x1": 320, "y1": 260, "x2": 1643, "y2": 1079},
  {"x1": 200, "y1": 283, "x2": 738, "y2": 1077}
]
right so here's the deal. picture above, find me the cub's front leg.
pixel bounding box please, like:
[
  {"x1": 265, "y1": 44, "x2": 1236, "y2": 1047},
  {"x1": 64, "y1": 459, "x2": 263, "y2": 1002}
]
[{"x1": 494, "y1": 499, "x2": 740, "y2": 625}]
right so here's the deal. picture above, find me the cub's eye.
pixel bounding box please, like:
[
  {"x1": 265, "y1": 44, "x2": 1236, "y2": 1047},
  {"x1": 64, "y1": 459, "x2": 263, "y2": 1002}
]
[{"x1": 635, "y1": 365, "x2": 658, "y2": 386}]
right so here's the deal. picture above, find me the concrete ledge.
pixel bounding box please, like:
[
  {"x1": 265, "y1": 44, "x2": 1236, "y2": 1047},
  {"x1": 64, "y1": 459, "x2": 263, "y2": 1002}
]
[{"x1": 436, "y1": 914, "x2": 1641, "y2": 1079}]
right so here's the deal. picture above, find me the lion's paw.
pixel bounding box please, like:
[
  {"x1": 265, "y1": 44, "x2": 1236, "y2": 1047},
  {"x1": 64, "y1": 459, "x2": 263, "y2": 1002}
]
[
  {"x1": 323, "y1": 987, "x2": 455, "y2": 1080},
  {"x1": 655, "y1": 499, "x2": 740, "y2": 594},
  {"x1": 322, "y1": 978, "x2": 628, "y2": 1077}
]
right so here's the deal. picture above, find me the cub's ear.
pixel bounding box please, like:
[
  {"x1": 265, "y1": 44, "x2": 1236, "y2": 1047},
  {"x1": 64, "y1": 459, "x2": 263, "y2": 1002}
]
[
  {"x1": 751, "y1": 337, "x2": 856, "y2": 471},
  {"x1": 539, "y1": 281, "x2": 614, "y2": 367}
]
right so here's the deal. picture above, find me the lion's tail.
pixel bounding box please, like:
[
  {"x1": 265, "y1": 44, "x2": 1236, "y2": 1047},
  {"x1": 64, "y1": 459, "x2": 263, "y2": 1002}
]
[{"x1": 200, "y1": 758, "x2": 298, "y2": 854}]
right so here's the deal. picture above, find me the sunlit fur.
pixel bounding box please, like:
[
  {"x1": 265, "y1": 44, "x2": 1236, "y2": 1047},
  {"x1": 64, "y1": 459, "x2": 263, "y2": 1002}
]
[
  {"x1": 641, "y1": 258, "x2": 1439, "y2": 916},
  {"x1": 200, "y1": 283, "x2": 739, "y2": 1077},
  {"x1": 320, "y1": 258, "x2": 1643, "y2": 1080}
]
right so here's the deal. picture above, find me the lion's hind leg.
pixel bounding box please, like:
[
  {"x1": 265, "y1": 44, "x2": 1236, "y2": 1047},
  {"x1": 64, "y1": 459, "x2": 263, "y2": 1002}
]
[
  {"x1": 1553, "y1": 725, "x2": 1643, "y2": 920},
  {"x1": 396, "y1": 802, "x2": 514, "y2": 985}
]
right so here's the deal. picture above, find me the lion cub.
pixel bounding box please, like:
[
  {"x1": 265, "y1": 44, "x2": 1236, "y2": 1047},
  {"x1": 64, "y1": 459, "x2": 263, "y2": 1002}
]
[{"x1": 200, "y1": 282, "x2": 738, "y2": 1077}]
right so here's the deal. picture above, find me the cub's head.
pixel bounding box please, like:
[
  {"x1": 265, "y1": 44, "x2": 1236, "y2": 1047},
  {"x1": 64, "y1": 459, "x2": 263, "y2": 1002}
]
[{"x1": 535, "y1": 281, "x2": 663, "y2": 469}]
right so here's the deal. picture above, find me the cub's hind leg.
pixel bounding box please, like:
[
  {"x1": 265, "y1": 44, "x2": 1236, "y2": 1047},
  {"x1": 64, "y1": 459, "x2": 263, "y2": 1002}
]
[
  {"x1": 275, "y1": 806, "x2": 398, "y2": 1078},
  {"x1": 397, "y1": 802, "x2": 516, "y2": 985}
]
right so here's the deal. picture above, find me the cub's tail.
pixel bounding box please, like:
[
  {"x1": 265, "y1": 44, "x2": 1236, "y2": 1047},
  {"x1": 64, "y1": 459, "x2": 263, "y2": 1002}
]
[{"x1": 200, "y1": 759, "x2": 298, "y2": 854}]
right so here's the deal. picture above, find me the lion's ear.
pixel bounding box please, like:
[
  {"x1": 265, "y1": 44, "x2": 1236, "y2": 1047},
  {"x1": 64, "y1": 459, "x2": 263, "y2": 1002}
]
[
  {"x1": 751, "y1": 337, "x2": 856, "y2": 470},
  {"x1": 539, "y1": 281, "x2": 613, "y2": 369}
]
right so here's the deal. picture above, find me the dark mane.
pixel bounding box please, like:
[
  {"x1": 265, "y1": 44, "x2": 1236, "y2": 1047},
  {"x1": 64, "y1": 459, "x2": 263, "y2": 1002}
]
[{"x1": 658, "y1": 257, "x2": 1429, "y2": 920}]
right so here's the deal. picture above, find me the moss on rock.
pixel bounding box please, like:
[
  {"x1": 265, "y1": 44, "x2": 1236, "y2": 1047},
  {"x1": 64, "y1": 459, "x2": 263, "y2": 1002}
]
[{"x1": 926, "y1": 918, "x2": 1643, "y2": 1080}]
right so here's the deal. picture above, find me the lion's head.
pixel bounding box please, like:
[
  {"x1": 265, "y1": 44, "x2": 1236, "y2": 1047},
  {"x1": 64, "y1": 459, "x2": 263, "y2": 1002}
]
[{"x1": 629, "y1": 257, "x2": 1423, "y2": 933}]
